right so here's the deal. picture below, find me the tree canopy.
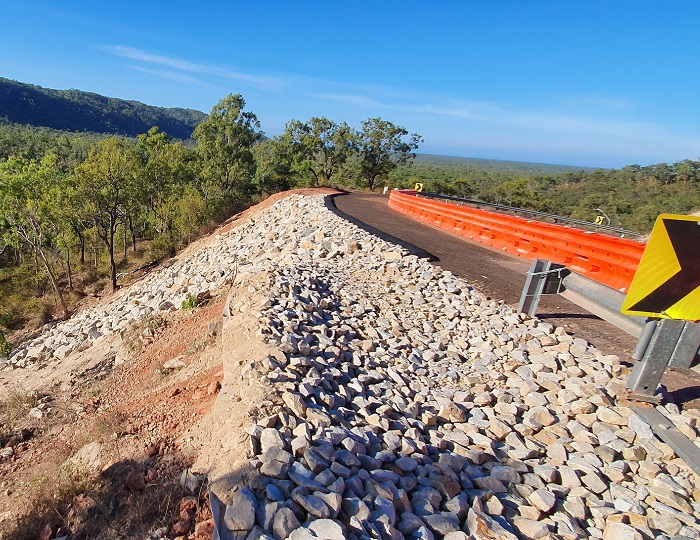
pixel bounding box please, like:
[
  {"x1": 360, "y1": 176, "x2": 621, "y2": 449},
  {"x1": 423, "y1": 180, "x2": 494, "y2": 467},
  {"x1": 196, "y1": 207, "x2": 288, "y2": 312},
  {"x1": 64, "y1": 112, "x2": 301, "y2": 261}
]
[
  {"x1": 72, "y1": 137, "x2": 143, "y2": 291},
  {"x1": 0, "y1": 77, "x2": 205, "y2": 139},
  {"x1": 193, "y1": 94, "x2": 262, "y2": 194},
  {"x1": 282, "y1": 117, "x2": 355, "y2": 187},
  {"x1": 0, "y1": 155, "x2": 70, "y2": 317},
  {"x1": 355, "y1": 118, "x2": 422, "y2": 190}
]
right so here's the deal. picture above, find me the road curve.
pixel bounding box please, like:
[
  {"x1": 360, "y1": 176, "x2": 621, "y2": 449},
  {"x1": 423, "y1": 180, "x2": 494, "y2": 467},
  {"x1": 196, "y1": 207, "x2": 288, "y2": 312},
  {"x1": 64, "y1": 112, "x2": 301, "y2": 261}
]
[
  {"x1": 329, "y1": 191, "x2": 700, "y2": 409},
  {"x1": 330, "y1": 191, "x2": 641, "y2": 355}
]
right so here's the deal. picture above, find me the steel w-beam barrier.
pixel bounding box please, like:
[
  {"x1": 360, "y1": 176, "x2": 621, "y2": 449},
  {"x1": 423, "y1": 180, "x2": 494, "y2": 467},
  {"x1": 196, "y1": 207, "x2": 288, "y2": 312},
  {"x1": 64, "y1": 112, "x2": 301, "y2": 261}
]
[{"x1": 388, "y1": 190, "x2": 645, "y2": 291}]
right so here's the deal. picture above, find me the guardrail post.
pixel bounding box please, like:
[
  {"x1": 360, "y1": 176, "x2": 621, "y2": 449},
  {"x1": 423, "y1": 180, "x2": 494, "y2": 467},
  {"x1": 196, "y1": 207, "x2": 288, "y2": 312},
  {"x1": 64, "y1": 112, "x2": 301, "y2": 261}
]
[
  {"x1": 668, "y1": 321, "x2": 700, "y2": 369},
  {"x1": 631, "y1": 319, "x2": 658, "y2": 361},
  {"x1": 626, "y1": 319, "x2": 687, "y2": 402},
  {"x1": 518, "y1": 259, "x2": 551, "y2": 316},
  {"x1": 517, "y1": 259, "x2": 565, "y2": 316}
]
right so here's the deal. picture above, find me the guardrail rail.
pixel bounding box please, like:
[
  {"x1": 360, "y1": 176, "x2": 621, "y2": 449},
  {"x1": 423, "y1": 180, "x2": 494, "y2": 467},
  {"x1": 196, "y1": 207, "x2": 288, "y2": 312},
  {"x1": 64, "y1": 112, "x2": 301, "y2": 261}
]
[{"x1": 388, "y1": 189, "x2": 646, "y2": 292}]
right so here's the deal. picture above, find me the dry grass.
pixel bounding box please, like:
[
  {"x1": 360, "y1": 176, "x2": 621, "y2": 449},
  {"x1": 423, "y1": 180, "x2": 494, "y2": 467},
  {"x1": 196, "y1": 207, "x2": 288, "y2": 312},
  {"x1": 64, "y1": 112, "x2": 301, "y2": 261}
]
[
  {"x1": 0, "y1": 386, "x2": 39, "y2": 445},
  {"x1": 2, "y1": 394, "x2": 195, "y2": 540},
  {"x1": 8, "y1": 457, "x2": 195, "y2": 540}
]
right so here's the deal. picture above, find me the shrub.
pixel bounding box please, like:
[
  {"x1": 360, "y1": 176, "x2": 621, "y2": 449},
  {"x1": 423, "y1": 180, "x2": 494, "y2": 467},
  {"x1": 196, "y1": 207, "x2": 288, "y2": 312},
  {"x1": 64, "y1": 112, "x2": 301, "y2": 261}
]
[
  {"x1": 0, "y1": 330, "x2": 10, "y2": 357},
  {"x1": 181, "y1": 294, "x2": 199, "y2": 310}
]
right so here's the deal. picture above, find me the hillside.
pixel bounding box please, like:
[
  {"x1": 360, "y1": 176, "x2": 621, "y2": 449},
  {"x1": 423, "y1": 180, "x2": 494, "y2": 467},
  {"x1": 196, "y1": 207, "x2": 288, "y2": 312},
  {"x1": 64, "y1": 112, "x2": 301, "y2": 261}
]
[{"x1": 0, "y1": 78, "x2": 206, "y2": 139}]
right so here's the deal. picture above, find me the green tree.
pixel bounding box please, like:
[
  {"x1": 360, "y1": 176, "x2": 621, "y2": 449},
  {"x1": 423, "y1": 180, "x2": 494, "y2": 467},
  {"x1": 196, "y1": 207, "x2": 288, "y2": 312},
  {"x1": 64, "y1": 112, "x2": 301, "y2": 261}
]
[
  {"x1": 73, "y1": 137, "x2": 142, "y2": 292},
  {"x1": 0, "y1": 155, "x2": 70, "y2": 318},
  {"x1": 283, "y1": 117, "x2": 355, "y2": 187},
  {"x1": 136, "y1": 127, "x2": 196, "y2": 239},
  {"x1": 173, "y1": 185, "x2": 208, "y2": 244},
  {"x1": 193, "y1": 94, "x2": 262, "y2": 193},
  {"x1": 355, "y1": 118, "x2": 422, "y2": 190},
  {"x1": 488, "y1": 177, "x2": 553, "y2": 212},
  {"x1": 252, "y1": 138, "x2": 294, "y2": 194}
]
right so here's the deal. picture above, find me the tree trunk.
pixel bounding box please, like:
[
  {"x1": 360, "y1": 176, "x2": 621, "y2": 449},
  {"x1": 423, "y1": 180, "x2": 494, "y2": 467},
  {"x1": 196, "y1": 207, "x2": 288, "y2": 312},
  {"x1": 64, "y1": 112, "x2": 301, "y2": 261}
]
[
  {"x1": 36, "y1": 246, "x2": 69, "y2": 319},
  {"x1": 78, "y1": 233, "x2": 85, "y2": 266},
  {"x1": 368, "y1": 175, "x2": 378, "y2": 191},
  {"x1": 66, "y1": 247, "x2": 73, "y2": 289},
  {"x1": 109, "y1": 227, "x2": 118, "y2": 292},
  {"x1": 73, "y1": 225, "x2": 85, "y2": 266},
  {"x1": 128, "y1": 214, "x2": 137, "y2": 252},
  {"x1": 33, "y1": 251, "x2": 40, "y2": 293}
]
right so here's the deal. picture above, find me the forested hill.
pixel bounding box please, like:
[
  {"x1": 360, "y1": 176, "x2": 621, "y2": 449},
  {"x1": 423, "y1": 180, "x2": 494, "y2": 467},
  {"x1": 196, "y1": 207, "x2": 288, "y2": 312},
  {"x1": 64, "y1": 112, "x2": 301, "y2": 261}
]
[{"x1": 0, "y1": 77, "x2": 206, "y2": 139}]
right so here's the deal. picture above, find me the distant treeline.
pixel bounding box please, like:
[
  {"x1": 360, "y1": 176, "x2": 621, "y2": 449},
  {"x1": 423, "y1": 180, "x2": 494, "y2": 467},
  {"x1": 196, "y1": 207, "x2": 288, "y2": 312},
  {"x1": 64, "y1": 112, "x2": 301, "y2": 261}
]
[
  {"x1": 0, "y1": 77, "x2": 205, "y2": 139},
  {"x1": 389, "y1": 157, "x2": 700, "y2": 232}
]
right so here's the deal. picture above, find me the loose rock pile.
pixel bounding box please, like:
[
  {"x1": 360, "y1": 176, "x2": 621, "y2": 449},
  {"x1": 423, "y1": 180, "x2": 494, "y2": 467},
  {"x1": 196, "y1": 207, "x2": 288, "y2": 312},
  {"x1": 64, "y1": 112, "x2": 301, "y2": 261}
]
[
  {"x1": 2, "y1": 241, "x2": 237, "y2": 371},
  {"x1": 5, "y1": 194, "x2": 700, "y2": 539},
  {"x1": 214, "y1": 196, "x2": 700, "y2": 539}
]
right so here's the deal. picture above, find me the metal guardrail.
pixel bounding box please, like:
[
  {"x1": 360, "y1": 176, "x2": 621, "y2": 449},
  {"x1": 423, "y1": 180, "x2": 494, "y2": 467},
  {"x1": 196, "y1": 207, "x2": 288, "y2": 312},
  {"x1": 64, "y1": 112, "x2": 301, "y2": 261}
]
[
  {"x1": 517, "y1": 259, "x2": 646, "y2": 337},
  {"x1": 417, "y1": 192, "x2": 646, "y2": 239},
  {"x1": 391, "y1": 189, "x2": 645, "y2": 291}
]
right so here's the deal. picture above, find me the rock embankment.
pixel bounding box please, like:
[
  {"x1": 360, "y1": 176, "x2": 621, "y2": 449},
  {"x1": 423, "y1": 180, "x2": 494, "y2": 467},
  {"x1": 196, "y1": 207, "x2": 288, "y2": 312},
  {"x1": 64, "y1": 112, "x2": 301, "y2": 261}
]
[
  {"x1": 208, "y1": 196, "x2": 700, "y2": 540},
  {"x1": 4, "y1": 194, "x2": 700, "y2": 540}
]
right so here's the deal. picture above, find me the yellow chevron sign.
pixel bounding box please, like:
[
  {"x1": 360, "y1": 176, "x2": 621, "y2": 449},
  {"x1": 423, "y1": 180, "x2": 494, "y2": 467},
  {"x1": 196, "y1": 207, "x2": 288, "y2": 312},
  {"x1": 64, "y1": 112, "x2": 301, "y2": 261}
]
[
  {"x1": 414, "y1": 182, "x2": 424, "y2": 192},
  {"x1": 621, "y1": 214, "x2": 700, "y2": 320}
]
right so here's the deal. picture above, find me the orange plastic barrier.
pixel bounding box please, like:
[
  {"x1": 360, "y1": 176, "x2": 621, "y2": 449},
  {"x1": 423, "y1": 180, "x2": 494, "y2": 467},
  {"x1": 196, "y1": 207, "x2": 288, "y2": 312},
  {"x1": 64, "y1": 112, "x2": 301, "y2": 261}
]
[{"x1": 388, "y1": 190, "x2": 645, "y2": 292}]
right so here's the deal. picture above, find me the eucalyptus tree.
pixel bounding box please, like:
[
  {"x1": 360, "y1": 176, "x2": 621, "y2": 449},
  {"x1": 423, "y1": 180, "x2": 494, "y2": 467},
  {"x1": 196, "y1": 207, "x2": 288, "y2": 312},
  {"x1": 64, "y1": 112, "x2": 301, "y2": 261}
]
[
  {"x1": 193, "y1": 94, "x2": 262, "y2": 196},
  {"x1": 355, "y1": 118, "x2": 422, "y2": 190},
  {"x1": 136, "y1": 127, "x2": 196, "y2": 240},
  {"x1": 0, "y1": 155, "x2": 70, "y2": 318},
  {"x1": 282, "y1": 117, "x2": 355, "y2": 187},
  {"x1": 72, "y1": 137, "x2": 143, "y2": 292},
  {"x1": 252, "y1": 138, "x2": 294, "y2": 194}
]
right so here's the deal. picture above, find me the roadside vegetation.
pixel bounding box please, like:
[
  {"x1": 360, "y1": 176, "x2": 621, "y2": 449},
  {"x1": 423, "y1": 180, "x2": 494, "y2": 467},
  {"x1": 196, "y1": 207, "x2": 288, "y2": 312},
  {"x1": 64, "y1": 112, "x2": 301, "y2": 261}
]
[
  {"x1": 390, "y1": 155, "x2": 700, "y2": 233},
  {"x1": 0, "y1": 92, "x2": 421, "y2": 351}
]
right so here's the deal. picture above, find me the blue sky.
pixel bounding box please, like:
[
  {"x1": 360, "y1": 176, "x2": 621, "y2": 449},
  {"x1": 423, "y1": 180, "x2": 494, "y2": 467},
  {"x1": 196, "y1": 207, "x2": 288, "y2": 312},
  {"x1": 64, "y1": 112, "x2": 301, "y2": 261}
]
[{"x1": 1, "y1": 1, "x2": 699, "y2": 168}]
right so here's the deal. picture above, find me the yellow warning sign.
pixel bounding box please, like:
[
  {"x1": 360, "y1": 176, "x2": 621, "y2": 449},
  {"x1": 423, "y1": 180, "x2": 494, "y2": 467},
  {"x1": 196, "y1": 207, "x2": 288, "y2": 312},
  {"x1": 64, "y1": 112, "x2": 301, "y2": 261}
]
[
  {"x1": 595, "y1": 216, "x2": 605, "y2": 225},
  {"x1": 621, "y1": 214, "x2": 700, "y2": 320},
  {"x1": 414, "y1": 182, "x2": 424, "y2": 192}
]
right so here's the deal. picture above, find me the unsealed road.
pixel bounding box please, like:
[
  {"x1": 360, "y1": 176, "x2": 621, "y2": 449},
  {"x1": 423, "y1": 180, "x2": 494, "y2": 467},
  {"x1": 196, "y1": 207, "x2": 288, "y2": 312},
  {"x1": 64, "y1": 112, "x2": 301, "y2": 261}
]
[
  {"x1": 330, "y1": 191, "x2": 637, "y2": 353},
  {"x1": 329, "y1": 191, "x2": 700, "y2": 407}
]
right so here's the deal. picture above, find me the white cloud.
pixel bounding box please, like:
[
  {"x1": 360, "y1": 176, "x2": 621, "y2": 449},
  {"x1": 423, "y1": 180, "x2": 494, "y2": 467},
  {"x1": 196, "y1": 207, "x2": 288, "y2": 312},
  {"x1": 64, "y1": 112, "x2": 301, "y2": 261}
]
[
  {"x1": 129, "y1": 65, "x2": 210, "y2": 86},
  {"x1": 106, "y1": 45, "x2": 284, "y2": 89},
  {"x1": 309, "y1": 93, "x2": 380, "y2": 106}
]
